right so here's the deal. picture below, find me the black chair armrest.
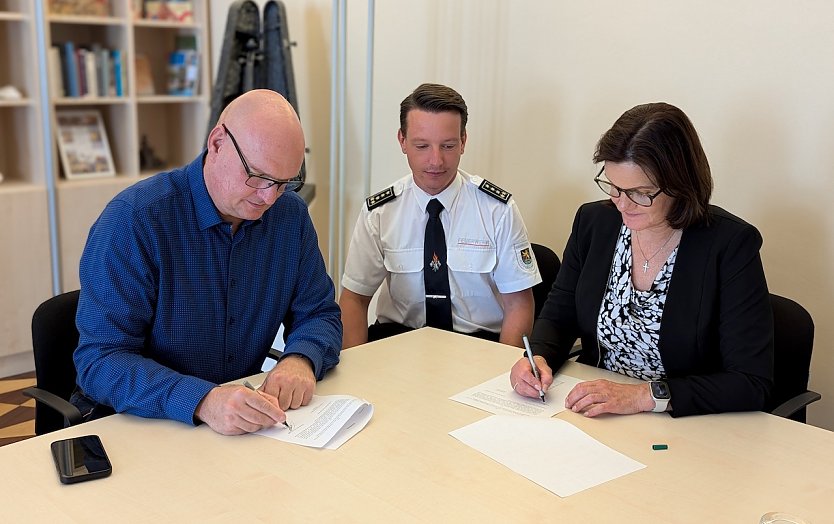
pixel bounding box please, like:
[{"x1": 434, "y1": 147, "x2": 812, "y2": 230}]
[
  {"x1": 771, "y1": 390, "x2": 822, "y2": 419},
  {"x1": 266, "y1": 348, "x2": 283, "y2": 362},
  {"x1": 22, "y1": 387, "x2": 83, "y2": 428}
]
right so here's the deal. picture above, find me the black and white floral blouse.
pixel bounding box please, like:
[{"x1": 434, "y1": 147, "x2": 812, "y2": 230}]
[{"x1": 597, "y1": 225, "x2": 679, "y2": 381}]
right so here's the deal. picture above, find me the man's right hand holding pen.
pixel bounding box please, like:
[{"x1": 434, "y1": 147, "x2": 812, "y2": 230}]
[
  {"x1": 510, "y1": 334, "x2": 554, "y2": 401},
  {"x1": 195, "y1": 382, "x2": 288, "y2": 436}
]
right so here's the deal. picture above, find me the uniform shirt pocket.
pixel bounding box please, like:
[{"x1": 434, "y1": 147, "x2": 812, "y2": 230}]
[
  {"x1": 383, "y1": 248, "x2": 424, "y2": 305},
  {"x1": 448, "y1": 247, "x2": 496, "y2": 297}
]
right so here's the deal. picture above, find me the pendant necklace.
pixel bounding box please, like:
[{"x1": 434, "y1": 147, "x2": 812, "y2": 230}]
[{"x1": 634, "y1": 229, "x2": 679, "y2": 273}]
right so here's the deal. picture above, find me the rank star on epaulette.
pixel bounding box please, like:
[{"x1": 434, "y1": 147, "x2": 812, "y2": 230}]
[
  {"x1": 478, "y1": 179, "x2": 511, "y2": 203},
  {"x1": 366, "y1": 186, "x2": 396, "y2": 210}
]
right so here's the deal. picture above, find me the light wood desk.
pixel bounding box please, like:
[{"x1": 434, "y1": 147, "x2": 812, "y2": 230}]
[{"x1": 2, "y1": 329, "x2": 832, "y2": 522}]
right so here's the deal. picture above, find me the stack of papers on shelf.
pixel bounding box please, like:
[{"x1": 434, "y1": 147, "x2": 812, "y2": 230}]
[{"x1": 256, "y1": 394, "x2": 373, "y2": 450}]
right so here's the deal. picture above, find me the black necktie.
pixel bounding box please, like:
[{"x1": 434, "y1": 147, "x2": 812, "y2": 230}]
[{"x1": 424, "y1": 198, "x2": 453, "y2": 330}]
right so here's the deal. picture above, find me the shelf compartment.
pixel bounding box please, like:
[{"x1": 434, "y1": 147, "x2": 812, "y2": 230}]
[
  {"x1": 53, "y1": 102, "x2": 133, "y2": 181},
  {"x1": 0, "y1": 0, "x2": 30, "y2": 16},
  {"x1": 0, "y1": 14, "x2": 36, "y2": 98},
  {"x1": 0, "y1": 105, "x2": 44, "y2": 184},
  {"x1": 133, "y1": 24, "x2": 203, "y2": 97},
  {"x1": 136, "y1": 100, "x2": 208, "y2": 172},
  {"x1": 49, "y1": 19, "x2": 126, "y2": 50}
]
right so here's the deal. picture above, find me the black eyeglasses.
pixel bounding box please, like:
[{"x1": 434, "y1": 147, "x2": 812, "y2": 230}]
[
  {"x1": 222, "y1": 123, "x2": 303, "y2": 192},
  {"x1": 594, "y1": 167, "x2": 662, "y2": 207}
]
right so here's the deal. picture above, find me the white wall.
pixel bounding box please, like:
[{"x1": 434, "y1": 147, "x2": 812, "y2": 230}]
[{"x1": 212, "y1": 0, "x2": 834, "y2": 430}]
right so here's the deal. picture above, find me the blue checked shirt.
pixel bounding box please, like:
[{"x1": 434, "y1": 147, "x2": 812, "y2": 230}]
[{"x1": 74, "y1": 153, "x2": 342, "y2": 425}]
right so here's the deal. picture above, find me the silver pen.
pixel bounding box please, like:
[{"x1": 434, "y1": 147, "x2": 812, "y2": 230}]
[
  {"x1": 243, "y1": 380, "x2": 292, "y2": 429},
  {"x1": 522, "y1": 334, "x2": 546, "y2": 403}
]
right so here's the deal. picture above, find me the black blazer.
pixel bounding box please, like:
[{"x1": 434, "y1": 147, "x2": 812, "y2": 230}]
[{"x1": 531, "y1": 201, "x2": 774, "y2": 417}]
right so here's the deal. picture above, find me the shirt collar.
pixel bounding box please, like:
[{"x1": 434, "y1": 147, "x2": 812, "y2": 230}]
[
  {"x1": 414, "y1": 171, "x2": 463, "y2": 214},
  {"x1": 188, "y1": 151, "x2": 224, "y2": 231}
]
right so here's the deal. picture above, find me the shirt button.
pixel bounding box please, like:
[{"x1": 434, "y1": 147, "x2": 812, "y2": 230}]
[
  {"x1": 228, "y1": 317, "x2": 236, "y2": 326},
  {"x1": 227, "y1": 355, "x2": 234, "y2": 363},
  {"x1": 230, "y1": 279, "x2": 237, "y2": 288}
]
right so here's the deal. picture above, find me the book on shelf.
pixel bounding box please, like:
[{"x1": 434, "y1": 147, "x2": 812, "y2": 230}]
[
  {"x1": 166, "y1": 34, "x2": 199, "y2": 96},
  {"x1": 143, "y1": 1, "x2": 194, "y2": 23},
  {"x1": 48, "y1": 0, "x2": 111, "y2": 17},
  {"x1": 47, "y1": 46, "x2": 65, "y2": 98},
  {"x1": 60, "y1": 42, "x2": 78, "y2": 97},
  {"x1": 112, "y1": 50, "x2": 125, "y2": 96},
  {"x1": 54, "y1": 42, "x2": 125, "y2": 99},
  {"x1": 134, "y1": 54, "x2": 155, "y2": 96},
  {"x1": 75, "y1": 47, "x2": 90, "y2": 96},
  {"x1": 94, "y1": 44, "x2": 110, "y2": 97}
]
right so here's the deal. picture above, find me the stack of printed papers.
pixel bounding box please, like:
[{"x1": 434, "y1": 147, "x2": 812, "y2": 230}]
[{"x1": 257, "y1": 395, "x2": 373, "y2": 450}]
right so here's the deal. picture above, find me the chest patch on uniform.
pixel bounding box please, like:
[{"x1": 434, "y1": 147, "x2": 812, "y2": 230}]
[
  {"x1": 478, "y1": 179, "x2": 511, "y2": 203},
  {"x1": 366, "y1": 186, "x2": 396, "y2": 210}
]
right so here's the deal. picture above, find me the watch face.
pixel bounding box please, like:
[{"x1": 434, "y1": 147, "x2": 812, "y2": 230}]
[{"x1": 651, "y1": 381, "x2": 671, "y2": 399}]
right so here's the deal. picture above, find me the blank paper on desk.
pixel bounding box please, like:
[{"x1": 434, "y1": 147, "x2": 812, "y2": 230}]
[{"x1": 449, "y1": 415, "x2": 645, "y2": 497}]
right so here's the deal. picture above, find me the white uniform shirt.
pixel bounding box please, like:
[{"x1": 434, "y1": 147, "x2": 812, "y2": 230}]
[{"x1": 342, "y1": 170, "x2": 542, "y2": 333}]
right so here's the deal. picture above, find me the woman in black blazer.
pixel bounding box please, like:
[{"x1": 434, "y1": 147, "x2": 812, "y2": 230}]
[{"x1": 511, "y1": 103, "x2": 773, "y2": 417}]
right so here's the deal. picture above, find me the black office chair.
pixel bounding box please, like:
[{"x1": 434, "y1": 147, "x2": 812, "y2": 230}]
[
  {"x1": 768, "y1": 294, "x2": 821, "y2": 423},
  {"x1": 22, "y1": 290, "x2": 84, "y2": 435},
  {"x1": 530, "y1": 243, "x2": 561, "y2": 319}
]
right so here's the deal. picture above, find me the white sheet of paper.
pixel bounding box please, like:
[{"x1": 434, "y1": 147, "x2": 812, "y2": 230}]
[
  {"x1": 449, "y1": 415, "x2": 645, "y2": 497},
  {"x1": 256, "y1": 395, "x2": 373, "y2": 449},
  {"x1": 449, "y1": 371, "x2": 582, "y2": 417}
]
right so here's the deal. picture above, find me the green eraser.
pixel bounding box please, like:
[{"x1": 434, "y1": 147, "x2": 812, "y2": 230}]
[{"x1": 652, "y1": 444, "x2": 668, "y2": 450}]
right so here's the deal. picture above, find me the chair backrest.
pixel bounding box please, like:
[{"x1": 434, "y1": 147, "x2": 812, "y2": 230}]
[
  {"x1": 769, "y1": 293, "x2": 815, "y2": 423},
  {"x1": 31, "y1": 290, "x2": 81, "y2": 435},
  {"x1": 530, "y1": 243, "x2": 561, "y2": 319}
]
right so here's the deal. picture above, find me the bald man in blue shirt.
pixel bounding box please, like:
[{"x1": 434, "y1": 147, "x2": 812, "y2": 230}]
[{"x1": 72, "y1": 90, "x2": 341, "y2": 435}]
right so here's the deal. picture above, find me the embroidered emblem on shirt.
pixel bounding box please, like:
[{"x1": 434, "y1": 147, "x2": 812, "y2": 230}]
[
  {"x1": 430, "y1": 252, "x2": 442, "y2": 272},
  {"x1": 519, "y1": 247, "x2": 533, "y2": 269},
  {"x1": 366, "y1": 186, "x2": 396, "y2": 210},
  {"x1": 478, "y1": 179, "x2": 511, "y2": 203}
]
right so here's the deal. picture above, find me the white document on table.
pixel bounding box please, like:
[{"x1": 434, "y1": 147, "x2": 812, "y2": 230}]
[
  {"x1": 256, "y1": 395, "x2": 373, "y2": 450},
  {"x1": 449, "y1": 371, "x2": 582, "y2": 417},
  {"x1": 449, "y1": 415, "x2": 645, "y2": 497}
]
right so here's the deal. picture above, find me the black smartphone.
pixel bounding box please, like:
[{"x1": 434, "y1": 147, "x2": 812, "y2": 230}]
[{"x1": 50, "y1": 435, "x2": 113, "y2": 484}]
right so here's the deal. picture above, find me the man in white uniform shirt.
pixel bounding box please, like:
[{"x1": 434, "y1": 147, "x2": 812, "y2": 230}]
[{"x1": 340, "y1": 83, "x2": 541, "y2": 349}]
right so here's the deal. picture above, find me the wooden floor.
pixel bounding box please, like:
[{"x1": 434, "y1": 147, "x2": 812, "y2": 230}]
[{"x1": 0, "y1": 371, "x2": 36, "y2": 447}]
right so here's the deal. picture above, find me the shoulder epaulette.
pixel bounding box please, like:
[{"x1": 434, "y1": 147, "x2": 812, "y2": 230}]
[
  {"x1": 366, "y1": 186, "x2": 397, "y2": 210},
  {"x1": 478, "y1": 179, "x2": 511, "y2": 203}
]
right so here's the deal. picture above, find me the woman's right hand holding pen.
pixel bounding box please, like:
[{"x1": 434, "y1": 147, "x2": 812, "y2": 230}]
[{"x1": 510, "y1": 355, "x2": 553, "y2": 400}]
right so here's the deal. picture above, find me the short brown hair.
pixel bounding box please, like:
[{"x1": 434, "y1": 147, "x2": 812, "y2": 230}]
[
  {"x1": 400, "y1": 83, "x2": 468, "y2": 137},
  {"x1": 593, "y1": 102, "x2": 713, "y2": 229}
]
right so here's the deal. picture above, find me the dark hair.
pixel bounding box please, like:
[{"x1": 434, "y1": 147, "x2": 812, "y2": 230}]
[
  {"x1": 399, "y1": 83, "x2": 468, "y2": 137},
  {"x1": 593, "y1": 102, "x2": 713, "y2": 229}
]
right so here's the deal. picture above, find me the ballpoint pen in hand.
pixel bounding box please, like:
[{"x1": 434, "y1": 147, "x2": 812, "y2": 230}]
[
  {"x1": 522, "y1": 334, "x2": 546, "y2": 403},
  {"x1": 243, "y1": 380, "x2": 292, "y2": 430}
]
